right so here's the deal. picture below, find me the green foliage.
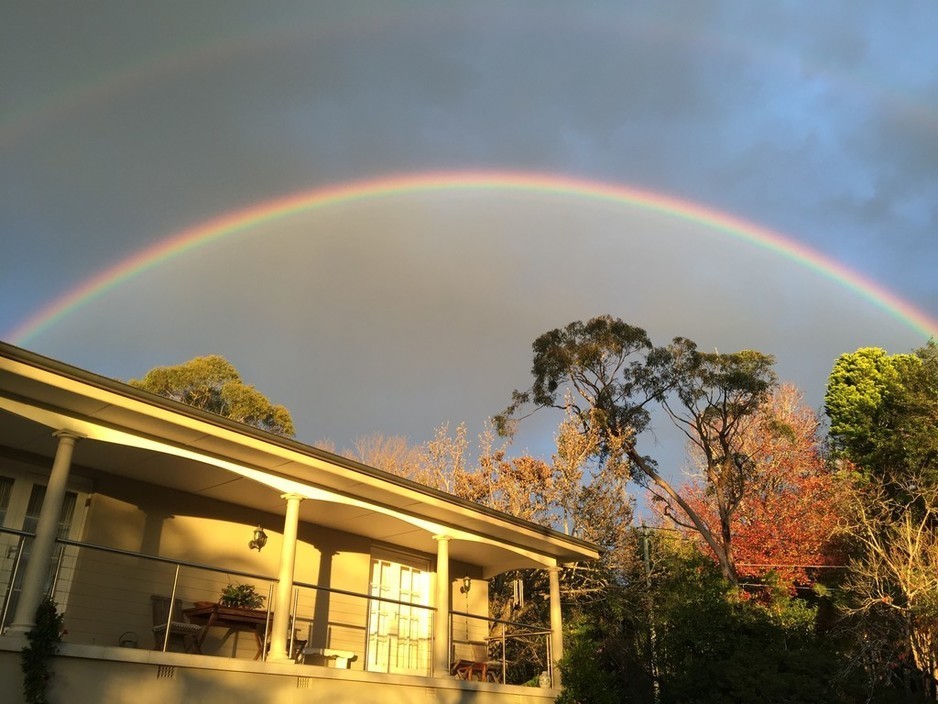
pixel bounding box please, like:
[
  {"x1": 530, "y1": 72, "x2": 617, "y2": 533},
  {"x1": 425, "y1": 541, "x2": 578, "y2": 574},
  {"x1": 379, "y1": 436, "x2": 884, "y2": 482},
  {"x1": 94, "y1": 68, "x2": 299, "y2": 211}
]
[
  {"x1": 129, "y1": 354, "x2": 295, "y2": 437},
  {"x1": 827, "y1": 343, "x2": 938, "y2": 697},
  {"x1": 555, "y1": 534, "x2": 653, "y2": 704},
  {"x1": 495, "y1": 315, "x2": 661, "y2": 450},
  {"x1": 825, "y1": 347, "x2": 908, "y2": 466},
  {"x1": 651, "y1": 550, "x2": 860, "y2": 704},
  {"x1": 219, "y1": 583, "x2": 265, "y2": 609},
  {"x1": 557, "y1": 537, "x2": 862, "y2": 704},
  {"x1": 21, "y1": 598, "x2": 64, "y2": 704},
  {"x1": 556, "y1": 619, "x2": 631, "y2": 704},
  {"x1": 825, "y1": 343, "x2": 938, "y2": 482}
]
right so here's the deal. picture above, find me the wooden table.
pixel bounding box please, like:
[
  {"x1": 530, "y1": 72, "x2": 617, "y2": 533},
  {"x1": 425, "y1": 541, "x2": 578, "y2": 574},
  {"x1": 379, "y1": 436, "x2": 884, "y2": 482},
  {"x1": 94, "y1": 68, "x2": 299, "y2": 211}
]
[
  {"x1": 184, "y1": 604, "x2": 270, "y2": 660},
  {"x1": 451, "y1": 658, "x2": 503, "y2": 683}
]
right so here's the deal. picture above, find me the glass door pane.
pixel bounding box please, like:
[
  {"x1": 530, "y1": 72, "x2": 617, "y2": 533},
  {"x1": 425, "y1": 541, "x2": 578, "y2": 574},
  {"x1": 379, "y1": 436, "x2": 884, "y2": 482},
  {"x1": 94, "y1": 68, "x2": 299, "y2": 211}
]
[
  {"x1": 366, "y1": 558, "x2": 430, "y2": 675},
  {"x1": 0, "y1": 476, "x2": 16, "y2": 624},
  {"x1": 1, "y1": 484, "x2": 77, "y2": 627}
]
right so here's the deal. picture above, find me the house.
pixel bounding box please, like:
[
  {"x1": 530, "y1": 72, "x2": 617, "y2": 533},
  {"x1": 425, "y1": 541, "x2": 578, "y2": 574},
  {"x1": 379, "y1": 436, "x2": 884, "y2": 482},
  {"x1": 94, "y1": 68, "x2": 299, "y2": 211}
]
[{"x1": 0, "y1": 342, "x2": 599, "y2": 703}]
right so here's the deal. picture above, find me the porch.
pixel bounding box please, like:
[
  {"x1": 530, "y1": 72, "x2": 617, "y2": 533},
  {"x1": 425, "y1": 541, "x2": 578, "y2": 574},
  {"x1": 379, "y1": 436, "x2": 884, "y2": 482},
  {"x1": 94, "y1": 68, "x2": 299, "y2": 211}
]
[{"x1": 0, "y1": 529, "x2": 559, "y2": 702}]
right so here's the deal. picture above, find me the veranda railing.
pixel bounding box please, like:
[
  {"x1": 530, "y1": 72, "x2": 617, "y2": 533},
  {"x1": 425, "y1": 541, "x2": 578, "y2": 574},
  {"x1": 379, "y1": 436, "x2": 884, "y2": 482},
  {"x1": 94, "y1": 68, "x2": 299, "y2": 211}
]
[{"x1": 0, "y1": 528, "x2": 552, "y2": 685}]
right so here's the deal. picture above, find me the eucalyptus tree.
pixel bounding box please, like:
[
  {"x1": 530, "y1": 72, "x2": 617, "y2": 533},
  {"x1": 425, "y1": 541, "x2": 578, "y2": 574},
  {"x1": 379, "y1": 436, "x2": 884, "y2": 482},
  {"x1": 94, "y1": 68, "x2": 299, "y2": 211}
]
[{"x1": 496, "y1": 315, "x2": 777, "y2": 585}]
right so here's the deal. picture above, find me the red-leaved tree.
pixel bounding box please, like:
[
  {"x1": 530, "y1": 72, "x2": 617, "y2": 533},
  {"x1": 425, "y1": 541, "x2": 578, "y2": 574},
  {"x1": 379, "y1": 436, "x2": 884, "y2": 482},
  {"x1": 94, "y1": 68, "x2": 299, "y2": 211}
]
[{"x1": 654, "y1": 384, "x2": 846, "y2": 587}]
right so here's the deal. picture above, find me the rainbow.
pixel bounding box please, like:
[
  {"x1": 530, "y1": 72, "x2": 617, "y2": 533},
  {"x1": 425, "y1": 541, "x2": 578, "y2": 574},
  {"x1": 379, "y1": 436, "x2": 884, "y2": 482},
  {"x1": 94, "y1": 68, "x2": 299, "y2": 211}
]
[{"x1": 8, "y1": 170, "x2": 938, "y2": 343}]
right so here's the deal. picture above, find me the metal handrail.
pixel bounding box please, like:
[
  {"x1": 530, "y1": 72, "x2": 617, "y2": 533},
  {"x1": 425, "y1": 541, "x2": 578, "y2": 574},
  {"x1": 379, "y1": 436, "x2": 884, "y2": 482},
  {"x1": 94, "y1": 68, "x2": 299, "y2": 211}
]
[
  {"x1": 449, "y1": 610, "x2": 555, "y2": 686},
  {"x1": 0, "y1": 526, "x2": 554, "y2": 682},
  {"x1": 449, "y1": 609, "x2": 551, "y2": 632}
]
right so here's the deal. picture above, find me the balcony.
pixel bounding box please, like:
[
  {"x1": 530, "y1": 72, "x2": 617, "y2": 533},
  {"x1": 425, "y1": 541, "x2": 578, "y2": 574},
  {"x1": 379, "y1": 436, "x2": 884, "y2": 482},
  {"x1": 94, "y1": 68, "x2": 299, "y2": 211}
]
[{"x1": 0, "y1": 529, "x2": 559, "y2": 703}]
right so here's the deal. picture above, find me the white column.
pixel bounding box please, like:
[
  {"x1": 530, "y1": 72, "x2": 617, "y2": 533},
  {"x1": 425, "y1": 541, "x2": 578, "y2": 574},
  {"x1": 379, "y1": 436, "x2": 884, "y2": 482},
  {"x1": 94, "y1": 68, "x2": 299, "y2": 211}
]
[
  {"x1": 267, "y1": 493, "x2": 304, "y2": 662},
  {"x1": 7, "y1": 431, "x2": 81, "y2": 633},
  {"x1": 548, "y1": 564, "x2": 563, "y2": 688},
  {"x1": 432, "y1": 534, "x2": 452, "y2": 677}
]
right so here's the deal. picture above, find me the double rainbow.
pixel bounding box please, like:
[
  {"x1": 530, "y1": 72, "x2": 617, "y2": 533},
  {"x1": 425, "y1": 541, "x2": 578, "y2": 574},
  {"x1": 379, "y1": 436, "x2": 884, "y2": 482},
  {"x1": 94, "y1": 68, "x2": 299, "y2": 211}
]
[{"x1": 9, "y1": 171, "x2": 937, "y2": 344}]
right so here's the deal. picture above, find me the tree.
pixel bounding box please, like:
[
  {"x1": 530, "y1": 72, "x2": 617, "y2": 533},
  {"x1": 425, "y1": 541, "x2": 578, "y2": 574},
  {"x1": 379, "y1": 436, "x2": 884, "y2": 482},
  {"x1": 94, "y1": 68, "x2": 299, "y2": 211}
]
[
  {"x1": 658, "y1": 384, "x2": 846, "y2": 587},
  {"x1": 656, "y1": 339, "x2": 777, "y2": 582},
  {"x1": 497, "y1": 315, "x2": 776, "y2": 585},
  {"x1": 349, "y1": 423, "x2": 480, "y2": 499},
  {"x1": 826, "y1": 343, "x2": 938, "y2": 484},
  {"x1": 346, "y1": 417, "x2": 638, "y2": 682},
  {"x1": 129, "y1": 355, "x2": 295, "y2": 437},
  {"x1": 841, "y1": 472, "x2": 938, "y2": 698},
  {"x1": 558, "y1": 535, "x2": 862, "y2": 704},
  {"x1": 648, "y1": 544, "x2": 859, "y2": 704},
  {"x1": 352, "y1": 433, "x2": 425, "y2": 477},
  {"x1": 827, "y1": 343, "x2": 938, "y2": 697}
]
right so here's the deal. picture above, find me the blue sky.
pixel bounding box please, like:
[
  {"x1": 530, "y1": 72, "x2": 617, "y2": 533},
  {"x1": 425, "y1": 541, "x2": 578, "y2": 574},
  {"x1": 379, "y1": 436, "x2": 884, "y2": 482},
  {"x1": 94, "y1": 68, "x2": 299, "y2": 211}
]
[{"x1": 2, "y1": 1, "x2": 936, "y2": 481}]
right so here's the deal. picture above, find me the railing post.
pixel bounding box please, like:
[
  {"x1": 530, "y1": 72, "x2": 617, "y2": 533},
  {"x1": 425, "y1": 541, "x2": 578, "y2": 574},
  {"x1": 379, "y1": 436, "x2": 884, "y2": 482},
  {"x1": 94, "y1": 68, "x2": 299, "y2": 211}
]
[
  {"x1": 262, "y1": 582, "x2": 274, "y2": 660},
  {"x1": 288, "y1": 587, "x2": 299, "y2": 658},
  {"x1": 501, "y1": 622, "x2": 506, "y2": 681},
  {"x1": 162, "y1": 563, "x2": 181, "y2": 652},
  {"x1": 0, "y1": 537, "x2": 26, "y2": 630},
  {"x1": 49, "y1": 541, "x2": 69, "y2": 601}
]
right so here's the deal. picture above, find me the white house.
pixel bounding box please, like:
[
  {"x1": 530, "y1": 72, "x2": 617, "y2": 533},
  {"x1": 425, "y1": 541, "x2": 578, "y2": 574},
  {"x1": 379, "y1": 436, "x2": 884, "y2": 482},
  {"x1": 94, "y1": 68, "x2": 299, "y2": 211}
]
[{"x1": 0, "y1": 342, "x2": 599, "y2": 703}]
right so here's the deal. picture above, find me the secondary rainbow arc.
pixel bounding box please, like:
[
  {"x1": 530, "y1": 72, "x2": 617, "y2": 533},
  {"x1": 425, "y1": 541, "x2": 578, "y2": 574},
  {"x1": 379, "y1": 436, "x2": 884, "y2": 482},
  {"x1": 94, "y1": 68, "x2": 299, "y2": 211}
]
[{"x1": 8, "y1": 170, "x2": 938, "y2": 344}]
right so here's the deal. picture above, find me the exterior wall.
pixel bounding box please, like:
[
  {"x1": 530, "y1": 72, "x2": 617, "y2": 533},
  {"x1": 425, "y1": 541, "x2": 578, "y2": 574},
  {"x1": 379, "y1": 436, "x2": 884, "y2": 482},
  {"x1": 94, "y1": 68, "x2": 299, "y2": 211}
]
[
  {"x1": 449, "y1": 562, "x2": 491, "y2": 656},
  {"x1": 0, "y1": 643, "x2": 560, "y2": 704}
]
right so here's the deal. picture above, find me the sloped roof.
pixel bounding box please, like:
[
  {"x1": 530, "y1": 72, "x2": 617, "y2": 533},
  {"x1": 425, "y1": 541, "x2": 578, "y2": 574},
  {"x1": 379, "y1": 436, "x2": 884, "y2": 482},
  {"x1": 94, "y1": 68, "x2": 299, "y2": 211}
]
[{"x1": 0, "y1": 342, "x2": 599, "y2": 572}]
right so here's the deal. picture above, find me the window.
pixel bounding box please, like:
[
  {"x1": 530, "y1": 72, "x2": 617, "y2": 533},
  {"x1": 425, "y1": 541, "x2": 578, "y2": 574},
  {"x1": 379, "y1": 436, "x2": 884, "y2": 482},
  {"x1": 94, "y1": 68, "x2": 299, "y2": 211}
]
[{"x1": 0, "y1": 468, "x2": 86, "y2": 629}]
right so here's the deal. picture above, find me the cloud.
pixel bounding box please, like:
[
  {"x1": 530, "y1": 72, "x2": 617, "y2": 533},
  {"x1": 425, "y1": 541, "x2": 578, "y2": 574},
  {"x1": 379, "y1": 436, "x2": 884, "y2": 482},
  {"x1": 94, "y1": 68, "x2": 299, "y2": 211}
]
[{"x1": 3, "y1": 0, "x2": 936, "y2": 481}]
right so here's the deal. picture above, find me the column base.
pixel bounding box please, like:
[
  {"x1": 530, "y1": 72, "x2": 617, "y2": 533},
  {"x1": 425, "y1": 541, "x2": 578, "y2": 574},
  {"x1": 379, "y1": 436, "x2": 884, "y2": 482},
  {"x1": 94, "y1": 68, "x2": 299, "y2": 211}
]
[{"x1": 4, "y1": 622, "x2": 33, "y2": 635}]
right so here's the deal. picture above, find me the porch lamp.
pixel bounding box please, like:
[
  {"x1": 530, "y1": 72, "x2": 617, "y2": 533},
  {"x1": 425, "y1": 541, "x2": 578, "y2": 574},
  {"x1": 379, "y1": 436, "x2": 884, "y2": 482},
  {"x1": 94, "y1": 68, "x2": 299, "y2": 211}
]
[
  {"x1": 249, "y1": 525, "x2": 268, "y2": 551},
  {"x1": 460, "y1": 576, "x2": 472, "y2": 594}
]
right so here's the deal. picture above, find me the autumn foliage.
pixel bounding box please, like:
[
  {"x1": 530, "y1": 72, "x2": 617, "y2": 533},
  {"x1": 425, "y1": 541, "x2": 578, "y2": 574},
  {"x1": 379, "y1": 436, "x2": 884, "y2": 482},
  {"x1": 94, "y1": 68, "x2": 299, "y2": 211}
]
[{"x1": 657, "y1": 385, "x2": 846, "y2": 586}]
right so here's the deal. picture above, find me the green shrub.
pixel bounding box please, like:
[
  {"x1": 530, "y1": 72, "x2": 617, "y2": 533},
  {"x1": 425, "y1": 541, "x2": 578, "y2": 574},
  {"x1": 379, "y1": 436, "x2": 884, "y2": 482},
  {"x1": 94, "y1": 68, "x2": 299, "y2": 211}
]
[{"x1": 21, "y1": 598, "x2": 64, "y2": 704}]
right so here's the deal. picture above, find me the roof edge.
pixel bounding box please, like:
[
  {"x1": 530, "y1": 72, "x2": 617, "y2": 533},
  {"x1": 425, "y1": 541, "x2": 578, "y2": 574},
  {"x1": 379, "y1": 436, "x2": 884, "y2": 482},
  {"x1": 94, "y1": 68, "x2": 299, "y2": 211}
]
[{"x1": 0, "y1": 340, "x2": 599, "y2": 556}]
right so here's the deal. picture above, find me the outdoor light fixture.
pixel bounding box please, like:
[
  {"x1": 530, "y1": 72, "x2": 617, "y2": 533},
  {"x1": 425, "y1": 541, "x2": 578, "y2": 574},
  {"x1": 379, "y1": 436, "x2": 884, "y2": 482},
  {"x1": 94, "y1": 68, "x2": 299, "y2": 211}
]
[
  {"x1": 460, "y1": 576, "x2": 472, "y2": 594},
  {"x1": 248, "y1": 525, "x2": 268, "y2": 551}
]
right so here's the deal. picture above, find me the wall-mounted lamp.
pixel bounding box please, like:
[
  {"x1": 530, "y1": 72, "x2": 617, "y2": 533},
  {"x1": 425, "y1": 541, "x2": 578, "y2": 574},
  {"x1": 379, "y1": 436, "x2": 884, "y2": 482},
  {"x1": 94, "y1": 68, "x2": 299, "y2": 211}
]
[
  {"x1": 248, "y1": 525, "x2": 268, "y2": 551},
  {"x1": 460, "y1": 576, "x2": 472, "y2": 594}
]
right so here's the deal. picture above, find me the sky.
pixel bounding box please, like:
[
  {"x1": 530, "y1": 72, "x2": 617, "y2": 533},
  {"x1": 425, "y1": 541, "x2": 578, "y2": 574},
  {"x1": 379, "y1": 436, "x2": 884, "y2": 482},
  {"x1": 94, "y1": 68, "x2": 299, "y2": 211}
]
[{"x1": 2, "y1": 1, "x2": 937, "y2": 487}]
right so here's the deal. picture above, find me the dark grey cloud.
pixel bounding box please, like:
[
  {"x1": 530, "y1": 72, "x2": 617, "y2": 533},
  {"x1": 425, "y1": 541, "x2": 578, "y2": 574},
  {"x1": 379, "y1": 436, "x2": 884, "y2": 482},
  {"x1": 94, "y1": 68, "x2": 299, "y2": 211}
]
[{"x1": 3, "y1": 1, "x2": 936, "y2": 482}]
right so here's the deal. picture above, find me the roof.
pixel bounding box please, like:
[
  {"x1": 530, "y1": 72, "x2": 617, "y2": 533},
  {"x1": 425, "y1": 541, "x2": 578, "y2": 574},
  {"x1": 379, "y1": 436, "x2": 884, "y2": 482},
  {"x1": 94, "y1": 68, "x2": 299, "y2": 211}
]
[{"x1": 0, "y1": 341, "x2": 600, "y2": 573}]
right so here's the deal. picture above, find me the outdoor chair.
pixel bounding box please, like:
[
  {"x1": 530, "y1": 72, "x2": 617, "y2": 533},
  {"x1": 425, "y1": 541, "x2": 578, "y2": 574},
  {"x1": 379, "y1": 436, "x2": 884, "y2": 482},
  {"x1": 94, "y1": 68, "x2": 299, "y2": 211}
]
[
  {"x1": 451, "y1": 640, "x2": 503, "y2": 683},
  {"x1": 151, "y1": 595, "x2": 204, "y2": 653}
]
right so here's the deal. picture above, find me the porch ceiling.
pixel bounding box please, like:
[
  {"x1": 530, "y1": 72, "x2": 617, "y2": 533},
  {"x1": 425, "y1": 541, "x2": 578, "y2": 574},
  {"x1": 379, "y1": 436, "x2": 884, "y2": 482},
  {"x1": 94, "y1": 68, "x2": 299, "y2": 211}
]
[{"x1": 0, "y1": 413, "x2": 544, "y2": 570}]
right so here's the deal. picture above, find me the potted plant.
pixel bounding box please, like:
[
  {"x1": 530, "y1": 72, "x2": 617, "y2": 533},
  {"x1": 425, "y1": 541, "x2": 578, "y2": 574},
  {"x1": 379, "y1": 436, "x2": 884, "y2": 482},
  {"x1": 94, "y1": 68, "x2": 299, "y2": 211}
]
[{"x1": 219, "y1": 583, "x2": 265, "y2": 610}]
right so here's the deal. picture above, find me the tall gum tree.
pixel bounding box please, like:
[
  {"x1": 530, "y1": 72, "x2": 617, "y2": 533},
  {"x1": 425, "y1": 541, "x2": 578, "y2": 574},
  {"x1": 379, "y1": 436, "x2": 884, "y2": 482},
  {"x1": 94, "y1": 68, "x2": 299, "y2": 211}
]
[{"x1": 496, "y1": 315, "x2": 776, "y2": 586}]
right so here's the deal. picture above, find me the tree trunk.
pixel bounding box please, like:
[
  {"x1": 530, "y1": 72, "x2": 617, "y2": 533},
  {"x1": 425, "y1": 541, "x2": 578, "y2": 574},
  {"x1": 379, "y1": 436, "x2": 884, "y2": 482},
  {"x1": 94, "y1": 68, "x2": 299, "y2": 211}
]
[
  {"x1": 715, "y1": 493, "x2": 738, "y2": 586},
  {"x1": 629, "y1": 449, "x2": 739, "y2": 586}
]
